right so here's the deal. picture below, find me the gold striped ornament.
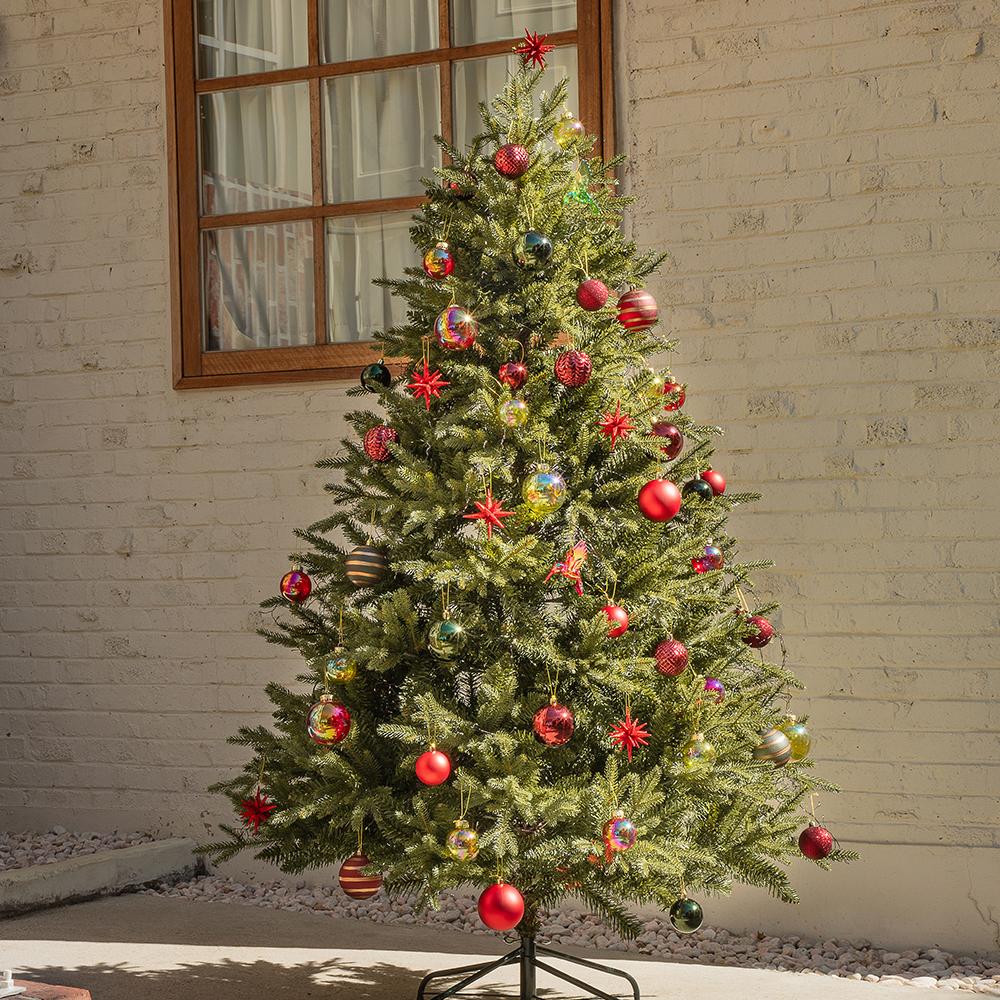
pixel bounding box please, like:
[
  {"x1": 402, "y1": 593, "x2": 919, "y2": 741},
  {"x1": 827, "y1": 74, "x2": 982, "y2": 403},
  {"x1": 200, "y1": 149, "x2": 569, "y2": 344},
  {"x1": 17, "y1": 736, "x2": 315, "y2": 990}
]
[
  {"x1": 338, "y1": 852, "x2": 383, "y2": 900},
  {"x1": 616, "y1": 289, "x2": 658, "y2": 332},
  {"x1": 345, "y1": 545, "x2": 388, "y2": 587},
  {"x1": 753, "y1": 727, "x2": 792, "y2": 766}
]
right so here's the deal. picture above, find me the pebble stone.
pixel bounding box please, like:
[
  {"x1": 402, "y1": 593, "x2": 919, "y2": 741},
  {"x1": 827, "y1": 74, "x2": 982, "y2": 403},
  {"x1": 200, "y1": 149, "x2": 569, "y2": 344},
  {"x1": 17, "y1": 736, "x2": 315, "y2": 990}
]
[{"x1": 5, "y1": 829, "x2": 999, "y2": 993}]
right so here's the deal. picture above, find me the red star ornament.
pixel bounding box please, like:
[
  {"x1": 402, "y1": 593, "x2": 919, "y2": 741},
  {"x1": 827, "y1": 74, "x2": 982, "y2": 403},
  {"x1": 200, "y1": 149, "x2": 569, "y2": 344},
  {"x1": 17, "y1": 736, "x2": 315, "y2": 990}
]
[
  {"x1": 596, "y1": 401, "x2": 636, "y2": 450},
  {"x1": 238, "y1": 788, "x2": 277, "y2": 834},
  {"x1": 463, "y1": 488, "x2": 516, "y2": 540},
  {"x1": 515, "y1": 29, "x2": 555, "y2": 69},
  {"x1": 407, "y1": 361, "x2": 450, "y2": 410},
  {"x1": 609, "y1": 708, "x2": 650, "y2": 762}
]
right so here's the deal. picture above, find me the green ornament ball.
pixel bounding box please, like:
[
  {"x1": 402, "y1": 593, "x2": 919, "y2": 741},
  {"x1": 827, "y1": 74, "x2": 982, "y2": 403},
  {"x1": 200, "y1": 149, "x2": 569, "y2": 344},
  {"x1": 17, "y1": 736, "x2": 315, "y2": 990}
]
[
  {"x1": 670, "y1": 897, "x2": 704, "y2": 934},
  {"x1": 427, "y1": 618, "x2": 466, "y2": 660},
  {"x1": 780, "y1": 716, "x2": 812, "y2": 761},
  {"x1": 499, "y1": 399, "x2": 529, "y2": 427},
  {"x1": 753, "y1": 727, "x2": 792, "y2": 766},
  {"x1": 553, "y1": 111, "x2": 585, "y2": 148},
  {"x1": 522, "y1": 465, "x2": 566, "y2": 515}
]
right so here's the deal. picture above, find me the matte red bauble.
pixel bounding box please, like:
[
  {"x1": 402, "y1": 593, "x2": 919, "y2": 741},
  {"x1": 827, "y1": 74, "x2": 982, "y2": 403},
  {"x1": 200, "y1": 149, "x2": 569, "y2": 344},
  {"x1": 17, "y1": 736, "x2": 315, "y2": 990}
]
[
  {"x1": 617, "y1": 289, "x2": 658, "y2": 331},
  {"x1": 661, "y1": 381, "x2": 685, "y2": 410},
  {"x1": 798, "y1": 823, "x2": 834, "y2": 860},
  {"x1": 651, "y1": 420, "x2": 683, "y2": 459},
  {"x1": 494, "y1": 143, "x2": 530, "y2": 179},
  {"x1": 554, "y1": 349, "x2": 592, "y2": 387},
  {"x1": 701, "y1": 468, "x2": 726, "y2": 495},
  {"x1": 415, "y1": 749, "x2": 451, "y2": 786},
  {"x1": 498, "y1": 362, "x2": 528, "y2": 390},
  {"x1": 654, "y1": 638, "x2": 689, "y2": 676},
  {"x1": 533, "y1": 701, "x2": 575, "y2": 746},
  {"x1": 743, "y1": 615, "x2": 774, "y2": 648},
  {"x1": 478, "y1": 883, "x2": 525, "y2": 931},
  {"x1": 602, "y1": 604, "x2": 629, "y2": 638},
  {"x1": 363, "y1": 426, "x2": 397, "y2": 462},
  {"x1": 576, "y1": 278, "x2": 609, "y2": 311},
  {"x1": 637, "y1": 479, "x2": 681, "y2": 521},
  {"x1": 279, "y1": 570, "x2": 312, "y2": 602},
  {"x1": 338, "y1": 852, "x2": 383, "y2": 899}
]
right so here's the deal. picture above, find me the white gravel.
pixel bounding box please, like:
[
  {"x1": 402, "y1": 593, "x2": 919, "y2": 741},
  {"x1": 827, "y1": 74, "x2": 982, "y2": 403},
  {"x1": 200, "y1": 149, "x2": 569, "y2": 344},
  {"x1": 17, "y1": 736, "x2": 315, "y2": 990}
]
[{"x1": 5, "y1": 829, "x2": 1000, "y2": 993}]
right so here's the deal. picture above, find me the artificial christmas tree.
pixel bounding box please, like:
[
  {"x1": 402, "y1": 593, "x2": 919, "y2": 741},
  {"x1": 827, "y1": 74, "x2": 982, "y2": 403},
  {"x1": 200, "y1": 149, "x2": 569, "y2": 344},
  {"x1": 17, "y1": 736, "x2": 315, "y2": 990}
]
[{"x1": 204, "y1": 46, "x2": 854, "y2": 1000}]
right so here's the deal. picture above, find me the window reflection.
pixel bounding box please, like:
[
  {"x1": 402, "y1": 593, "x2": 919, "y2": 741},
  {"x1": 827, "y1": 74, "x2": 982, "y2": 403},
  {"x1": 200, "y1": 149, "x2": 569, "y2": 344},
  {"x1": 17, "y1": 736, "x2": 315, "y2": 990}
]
[
  {"x1": 320, "y1": 0, "x2": 437, "y2": 63},
  {"x1": 451, "y1": 0, "x2": 576, "y2": 47},
  {"x1": 197, "y1": 0, "x2": 308, "y2": 79}
]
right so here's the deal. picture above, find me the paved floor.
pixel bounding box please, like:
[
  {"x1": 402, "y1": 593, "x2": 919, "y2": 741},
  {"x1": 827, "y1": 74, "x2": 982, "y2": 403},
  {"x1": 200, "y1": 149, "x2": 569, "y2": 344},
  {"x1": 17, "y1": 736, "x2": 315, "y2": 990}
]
[{"x1": 2, "y1": 894, "x2": 895, "y2": 1000}]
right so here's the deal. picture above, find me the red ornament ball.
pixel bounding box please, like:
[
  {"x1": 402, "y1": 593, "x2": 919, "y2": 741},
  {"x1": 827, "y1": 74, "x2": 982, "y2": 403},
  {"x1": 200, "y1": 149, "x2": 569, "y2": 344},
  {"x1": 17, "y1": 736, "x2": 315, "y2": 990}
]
[
  {"x1": 422, "y1": 242, "x2": 455, "y2": 279},
  {"x1": 576, "y1": 278, "x2": 609, "y2": 311},
  {"x1": 743, "y1": 615, "x2": 774, "y2": 648},
  {"x1": 415, "y1": 748, "x2": 451, "y2": 786},
  {"x1": 363, "y1": 426, "x2": 397, "y2": 462},
  {"x1": 554, "y1": 349, "x2": 592, "y2": 387},
  {"x1": 602, "y1": 604, "x2": 629, "y2": 638},
  {"x1": 654, "y1": 638, "x2": 689, "y2": 676},
  {"x1": 494, "y1": 143, "x2": 530, "y2": 179},
  {"x1": 798, "y1": 823, "x2": 834, "y2": 860},
  {"x1": 701, "y1": 468, "x2": 726, "y2": 496},
  {"x1": 307, "y1": 695, "x2": 351, "y2": 746},
  {"x1": 338, "y1": 852, "x2": 383, "y2": 899},
  {"x1": 533, "y1": 701, "x2": 575, "y2": 746},
  {"x1": 478, "y1": 883, "x2": 525, "y2": 931},
  {"x1": 443, "y1": 170, "x2": 477, "y2": 198},
  {"x1": 651, "y1": 420, "x2": 683, "y2": 459},
  {"x1": 661, "y1": 381, "x2": 685, "y2": 410},
  {"x1": 637, "y1": 479, "x2": 681, "y2": 521},
  {"x1": 498, "y1": 361, "x2": 528, "y2": 390},
  {"x1": 279, "y1": 570, "x2": 312, "y2": 602},
  {"x1": 617, "y1": 289, "x2": 658, "y2": 331}
]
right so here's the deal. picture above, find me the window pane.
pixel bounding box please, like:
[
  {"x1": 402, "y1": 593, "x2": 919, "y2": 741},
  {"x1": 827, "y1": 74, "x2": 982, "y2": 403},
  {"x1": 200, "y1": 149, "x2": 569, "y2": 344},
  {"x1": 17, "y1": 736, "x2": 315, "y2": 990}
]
[
  {"x1": 203, "y1": 223, "x2": 315, "y2": 350},
  {"x1": 452, "y1": 48, "x2": 577, "y2": 154},
  {"x1": 323, "y1": 67, "x2": 442, "y2": 203},
  {"x1": 320, "y1": 0, "x2": 437, "y2": 63},
  {"x1": 196, "y1": 0, "x2": 308, "y2": 79},
  {"x1": 452, "y1": 0, "x2": 576, "y2": 47},
  {"x1": 326, "y1": 214, "x2": 411, "y2": 343},
  {"x1": 200, "y1": 83, "x2": 312, "y2": 216}
]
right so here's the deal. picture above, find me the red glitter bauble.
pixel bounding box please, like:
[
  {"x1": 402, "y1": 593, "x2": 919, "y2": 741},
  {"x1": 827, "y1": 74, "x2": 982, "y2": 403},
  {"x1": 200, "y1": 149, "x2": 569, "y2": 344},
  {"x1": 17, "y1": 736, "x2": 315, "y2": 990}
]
[
  {"x1": 602, "y1": 604, "x2": 629, "y2": 638},
  {"x1": 498, "y1": 362, "x2": 528, "y2": 390},
  {"x1": 743, "y1": 615, "x2": 774, "y2": 648},
  {"x1": 701, "y1": 468, "x2": 726, "y2": 495},
  {"x1": 533, "y1": 702, "x2": 574, "y2": 746},
  {"x1": 494, "y1": 144, "x2": 530, "y2": 179},
  {"x1": 617, "y1": 289, "x2": 658, "y2": 331},
  {"x1": 661, "y1": 381, "x2": 685, "y2": 410},
  {"x1": 554, "y1": 349, "x2": 592, "y2": 387},
  {"x1": 478, "y1": 883, "x2": 525, "y2": 931},
  {"x1": 637, "y1": 479, "x2": 681, "y2": 521},
  {"x1": 363, "y1": 426, "x2": 397, "y2": 462},
  {"x1": 339, "y1": 852, "x2": 383, "y2": 899},
  {"x1": 415, "y1": 749, "x2": 451, "y2": 786},
  {"x1": 576, "y1": 278, "x2": 609, "y2": 311},
  {"x1": 279, "y1": 570, "x2": 312, "y2": 602},
  {"x1": 651, "y1": 420, "x2": 683, "y2": 459},
  {"x1": 798, "y1": 823, "x2": 834, "y2": 860},
  {"x1": 654, "y1": 638, "x2": 689, "y2": 676}
]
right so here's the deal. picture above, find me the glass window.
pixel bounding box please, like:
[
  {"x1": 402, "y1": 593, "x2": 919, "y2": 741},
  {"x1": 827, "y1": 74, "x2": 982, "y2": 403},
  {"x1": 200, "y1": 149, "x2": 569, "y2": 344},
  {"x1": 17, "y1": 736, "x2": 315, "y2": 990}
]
[
  {"x1": 451, "y1": 0, "x2": 576, "y2": 47},
  {"x1": 197, "y1": 0, "x2": 309, "y2": 79},
  {"x1": 320, "y1": 0, "x2": 438, "y2": 63}
]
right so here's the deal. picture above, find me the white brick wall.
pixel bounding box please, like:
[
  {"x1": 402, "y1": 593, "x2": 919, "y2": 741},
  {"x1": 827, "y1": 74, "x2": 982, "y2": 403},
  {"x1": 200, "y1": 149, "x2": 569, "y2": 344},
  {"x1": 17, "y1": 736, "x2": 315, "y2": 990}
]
[{"x1": 1, "y1": 0, "x2": 999, "y2": 954}]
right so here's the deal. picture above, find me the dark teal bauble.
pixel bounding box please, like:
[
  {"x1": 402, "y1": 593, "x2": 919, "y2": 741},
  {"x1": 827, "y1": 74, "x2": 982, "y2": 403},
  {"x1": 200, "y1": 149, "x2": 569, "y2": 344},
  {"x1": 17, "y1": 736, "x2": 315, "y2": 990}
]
[
  {"x1": 682, "y1": 479, "x2": 715, "y2": 502},
  {"x1": 427, "y1": 619, "x2": 466, "y2": 660},
  {"x1": 669, "y1": 897, "x2": 704, "y2": 934},
  {"x1": 361, "y1": 360, "x2": 391, "y2": 392},
  {"x1": 512, "y1": 230, "x2": 553, "y2": 269}
]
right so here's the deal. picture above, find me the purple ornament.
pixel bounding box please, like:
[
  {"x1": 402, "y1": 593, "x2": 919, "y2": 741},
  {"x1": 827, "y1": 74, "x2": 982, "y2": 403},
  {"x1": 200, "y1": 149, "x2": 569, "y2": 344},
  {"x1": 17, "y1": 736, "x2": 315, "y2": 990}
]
[
  {"x1": 702, "y1": 544, "x2": 724, "y2": 570},
  {"x1": 704, "y1": 678, "x2": 725, "y2": 704}
]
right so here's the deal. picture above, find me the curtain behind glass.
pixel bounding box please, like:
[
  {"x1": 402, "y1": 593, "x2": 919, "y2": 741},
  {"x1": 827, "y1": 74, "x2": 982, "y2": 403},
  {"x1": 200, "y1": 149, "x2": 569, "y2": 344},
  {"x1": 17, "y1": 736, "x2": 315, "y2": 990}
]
[
  {"x1": 321, "y1": 0, "x2": 436, "y2": 62},
  {"x1": 197, "y1": 0, "x2": 308, "y2": 78},
  {"x1": 451, "y1": 0, "x2": 576, "y2": 47}
]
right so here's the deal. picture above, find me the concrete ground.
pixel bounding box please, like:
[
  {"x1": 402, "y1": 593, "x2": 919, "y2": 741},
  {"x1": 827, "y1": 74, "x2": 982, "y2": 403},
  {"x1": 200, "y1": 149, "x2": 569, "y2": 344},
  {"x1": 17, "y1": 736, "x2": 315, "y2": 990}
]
[{"x1": 1, "y1": 894, "x2": 897, "y2": 1000}]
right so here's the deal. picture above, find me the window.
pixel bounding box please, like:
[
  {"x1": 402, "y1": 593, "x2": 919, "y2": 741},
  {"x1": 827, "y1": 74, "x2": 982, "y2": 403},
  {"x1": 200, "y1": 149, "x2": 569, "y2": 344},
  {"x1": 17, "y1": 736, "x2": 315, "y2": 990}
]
[{"x1": 165, "y1": 0, "x2": 614, "y2": 388}]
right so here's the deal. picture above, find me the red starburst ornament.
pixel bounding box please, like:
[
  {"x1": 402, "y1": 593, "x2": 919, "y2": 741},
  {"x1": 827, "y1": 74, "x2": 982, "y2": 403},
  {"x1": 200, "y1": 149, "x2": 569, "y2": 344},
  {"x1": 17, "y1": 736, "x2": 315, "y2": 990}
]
[
  {"x1": 463, "y1": 489, "x2": 516, "y2": 540},
  {"x1": 515, "y1": 28, "x2": 555, "y2": 69},
  {"x1": 407, "y1": 360, "x2": 450, "y2": 410},
  {"x1": 238, "y1": 788, "x2": 276, "y2": 834},
  {"x1": 596, "y1": 401, "x2": 636, "y2": 450},
  {"x1": 544, "y1": 540, "x2": 588, "y2": 595},
  {"x1": 609, "y1": 708, "x2": 649, "y2": 762}
]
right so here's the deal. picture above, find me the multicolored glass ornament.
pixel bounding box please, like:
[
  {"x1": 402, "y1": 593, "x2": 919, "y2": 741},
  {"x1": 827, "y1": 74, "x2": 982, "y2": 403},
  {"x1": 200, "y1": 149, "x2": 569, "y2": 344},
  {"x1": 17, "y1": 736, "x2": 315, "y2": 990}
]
[
  {"x1": 513, "y1": 229, "x2": 553, "y2": 269},
  {"x1": 780, "y1": 715, "x2": 812, "y2": 761},
  {"x1": 650, "y1": 420, "x2": 683, "y2": 459},
  {"x1": 446, "y1": 818, "x2": 479, "y2": 860},
  {"x1": 434, "y1": 305, "x2": 478, "y2": 351},
  {"x1": 498, "y1": 398, "x2": 528, "y2": 427},
  {"x1": 681, "y1": 732, "x2": 717, "y2": 772},
  {"x1": 617, "y1": 289, "x2": 658, "y2": 331},
  {"x1": 554, "y1": 349, "x2": 592, "y2": 387},
  {"x1": 554, "y1": 110, "x2": 586, "y2": 148},
  {"x1": 280, "y1": 566, "x2": 312, "y2": 602},
  {"x1": 693, "y1": 543, "x2": 724, "y2": 573},
  {"x1": 363, "y1": 425, "x2": 397, "y2": 462},
  {"x1": 345, "y1": 545, "x2": 388, "y2": 587},
  {"x1": 670, "y1": 896, "x2": 704, "y2": 933},
  {"x1": 602, "y1": 810, "x2": 637, "y2": 851},
  {"x1": 522, "y1": 464, "x2": 566, "y2": 515},
  {"x1": 309, "y1": 648, "x2": 356, "y2": 684},
  {"x1": 753, "y1": 727, "x2": 792, "y2": 766},
  {"x1": 498, "y1": 361, "x2": 528, "y2": 390},
  {"x1": 427, "y1": 618, "x2": 466, "y2": 660},
  {"x1": 422, "y1": 241, "x2": 455, "y2": 279},
  {"x1": 360, "y1": 359, "x2": 391, "y2": 392},
  {"x1": 494, "y1": 143, "x2": 530, "y2": 179},
  {"x1": 704, "y1": 677, "x2": 725, "y2": 704},
  {"x1": 307, "y1": 694, "x2": 351, "y2": 746},
  {"x1": 532, "y1": 699, "x2": 574, "y2": 746}
]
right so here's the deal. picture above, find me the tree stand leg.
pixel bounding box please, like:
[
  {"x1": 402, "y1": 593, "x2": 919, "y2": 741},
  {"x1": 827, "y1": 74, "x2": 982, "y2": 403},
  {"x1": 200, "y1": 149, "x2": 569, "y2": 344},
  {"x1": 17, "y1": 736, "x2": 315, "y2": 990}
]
[{"x1": 416, "y1": 934, "x2": 641, "y2": 1000}]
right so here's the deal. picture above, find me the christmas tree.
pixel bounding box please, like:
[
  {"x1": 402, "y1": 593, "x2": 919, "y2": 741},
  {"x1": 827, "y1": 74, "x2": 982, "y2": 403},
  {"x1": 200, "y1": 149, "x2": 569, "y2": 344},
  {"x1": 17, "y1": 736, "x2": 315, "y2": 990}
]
[{"x1": 204, "y1": 44, "x2": 854, "y2": 960}]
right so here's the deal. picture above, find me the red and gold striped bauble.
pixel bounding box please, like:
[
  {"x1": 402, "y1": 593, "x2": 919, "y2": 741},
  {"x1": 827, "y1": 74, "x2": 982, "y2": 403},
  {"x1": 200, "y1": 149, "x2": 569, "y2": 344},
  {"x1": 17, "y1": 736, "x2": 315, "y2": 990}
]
[
  {"x1": 338, "y1": 852, "x2": 383, "y2": 900},
  {"x1": 617, "y1": 289, "x2": 658, "y2": 331},
  {"x1": 753, "y1": 727, "x2": 792, "y2": 766},
  {"x1": 345, "y1": 545, "x2": 388, "y2": 587}
]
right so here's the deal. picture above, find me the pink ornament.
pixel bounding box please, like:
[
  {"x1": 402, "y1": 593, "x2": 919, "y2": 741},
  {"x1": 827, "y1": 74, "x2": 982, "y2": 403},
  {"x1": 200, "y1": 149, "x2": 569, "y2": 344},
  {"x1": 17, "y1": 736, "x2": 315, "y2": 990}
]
[
  {"x1": 650, "y1": 420, "x2": 683, "y2": 459},
  {"x1": 279, "y1": 570, "x2": 312, "y2": 602}
]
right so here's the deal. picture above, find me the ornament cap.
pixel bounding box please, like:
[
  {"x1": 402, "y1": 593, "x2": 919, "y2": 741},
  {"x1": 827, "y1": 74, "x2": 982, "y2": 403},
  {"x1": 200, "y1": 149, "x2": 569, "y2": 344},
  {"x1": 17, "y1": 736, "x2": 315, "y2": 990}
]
[{"x1": 453, "y1": 818, "x2": 470, "y2": 830}]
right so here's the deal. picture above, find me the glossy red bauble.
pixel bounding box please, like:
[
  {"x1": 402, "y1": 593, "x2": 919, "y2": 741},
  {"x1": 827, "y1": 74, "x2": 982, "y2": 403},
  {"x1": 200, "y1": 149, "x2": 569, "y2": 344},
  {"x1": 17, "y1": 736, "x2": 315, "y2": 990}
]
[
  {"x1": 637, "y1": 479, "x2": 681, "y2": 521},
  {"x1": 415, "y1": 749, "x2": 451, "y2": 786},
  {"x1": 498, "y1": 362, "x2": 528, "y2": 390},
  {"x1": 478, "y1": 883, "x2": 525, "y2": 931},
  {"x1": 533, "y1": 702, "x2": 575, "y2": 746},
  {"x1": 651, "y1": 420, "x2": 683, "y2": 459},
  {"x1": 654, "y1": 638, "x2": 689, "y2": 676},
  {"x1": 494, "y1": 144, "x2": 530, "y2": 179},
  {"x1": 602, "y1": 605, "x2": 629, "y2": 638},
  {"x1": 661, "y1": 381, "x2": 685, "y2": 410},
  {"x1": 279, "y1": 570, "x2": 312, "y2": 602},
  {"x1": 798, "y1": 823, "x2": 834, "y2": 860},
  {"x1": 576, "y1": 278, "x2": 609, "y2": 311},
  {"x1": 554, "y1": 349, "x2": 592, "y2": 387},
  {"x1": 743, "y1": 615, "x2": 774, "y2": 648},
  {"x1": 701, "y1": 468, "x2": 726, "y2": 496},
  {"x1": 363, "y1": 426, "x2": 397, "y2": 462},
  {"x1": 617, "y1": 289, "x2": 658, "y2": 331},
  {"x1": 443, "y1": 170, "x2": 477, "y2": 198}
]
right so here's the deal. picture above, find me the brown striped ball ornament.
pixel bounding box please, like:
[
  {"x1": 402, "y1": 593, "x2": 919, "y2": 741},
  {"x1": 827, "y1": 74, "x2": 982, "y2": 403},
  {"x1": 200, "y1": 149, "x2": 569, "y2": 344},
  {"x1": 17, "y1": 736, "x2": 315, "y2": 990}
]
[
  {"x1": 345, "y1": 545, "x2": 388, "y2": 587},
  {"x1": 338, "y1": 852, "x2": 383, "y2": 899},
  {"x1": 753, "y1": 727, "x2": 792, "y2": 766}
]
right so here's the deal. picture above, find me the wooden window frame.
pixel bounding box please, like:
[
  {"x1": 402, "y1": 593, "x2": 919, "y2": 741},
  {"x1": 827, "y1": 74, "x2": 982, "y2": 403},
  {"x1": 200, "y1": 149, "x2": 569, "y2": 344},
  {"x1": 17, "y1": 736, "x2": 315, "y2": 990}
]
[{"x1": 164, "y1": 0, "x2": 615, "y2": 389}]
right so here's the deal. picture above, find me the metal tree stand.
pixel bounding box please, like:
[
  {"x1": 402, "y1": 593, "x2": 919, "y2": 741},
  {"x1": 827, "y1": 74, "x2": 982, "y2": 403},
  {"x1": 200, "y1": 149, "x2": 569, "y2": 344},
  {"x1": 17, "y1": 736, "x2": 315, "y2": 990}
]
[{"x1": 417, "y1": 934, "x2": 641, "y2": 1000}]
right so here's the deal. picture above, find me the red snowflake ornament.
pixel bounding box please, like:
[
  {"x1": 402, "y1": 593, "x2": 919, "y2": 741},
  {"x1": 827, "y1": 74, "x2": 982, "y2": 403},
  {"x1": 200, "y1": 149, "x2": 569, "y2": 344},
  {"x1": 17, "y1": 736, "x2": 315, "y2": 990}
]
[
  {"x1": 609, "y1": 708, "x2": 650, "y2": 762},
  {"x1": 238, "y1": 788, "x2": 276, "y2": 834},
  {"x1": 596, "y1": 401, "x2": 636, "y2": 450},
  {"x1": 463, "y1": 489, "x2": 516, "y2": 540},
  {"x1": 407, "y1": 361, "x2": 450, "y2": 410},
  {"x1": 515, "y1": 29, "x2": 555, "y2": 69}
]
